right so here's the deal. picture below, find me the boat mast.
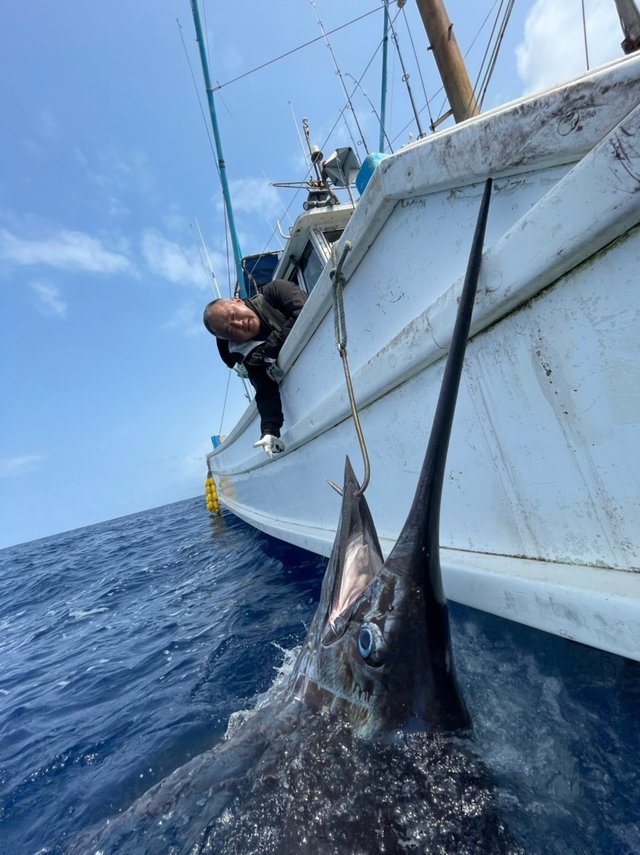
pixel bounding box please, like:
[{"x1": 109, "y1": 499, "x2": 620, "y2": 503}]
[
  {"x1": 414, "y1": 0, "x2": 479, "y2": 123},
  {"x1": 189, "y1": 0, "x2": 246, "y2": 296},
  {"x1": 613, "y1": 0, "x2": 640, "y2": 53}
]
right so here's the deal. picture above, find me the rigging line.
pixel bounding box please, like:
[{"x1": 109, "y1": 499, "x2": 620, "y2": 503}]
[
  {"x1": 345, "y1": 73, "x2": 393, "y2": 153},
  {"x1": 177, "y1": 18, "x2": 220, "y2": 178},
  {"x1": 317, "y1": 2, "x2": 405, "y2": 157},
  {"x1": 211, "y1": 6, "x2": 382, "y2": 92},
  {"x1": 309, "y1": 0, "x2": 370, "y2": 154},
  {"x1": 432, "y1": 1, "x2": 503, "y2": 130},
  {"x1": 399, "y1": 0, "x2": 434, "y2": 129},
  {"x1": 193, "y1": 218, "x2": 222, "y2": 298},
  {"x1": 581, "y1": 0, "x2": 591, "y2": 70},
  {"x1": 217, "y1": 367, "x2": 233, "y2": 436},
  {"x1": 471, "y1": 0, "x2": 505, "y2": 103},
  {"x1": 191, "y1": 222, "x2": 217, "y2": 297},
  {"x1": 387, "y1": 7, "x2": 426, "y2": 138},
  {"x1": 389, "y1": 1, "x2": 499, "y2": 146},
  {"x1": 477, "y1": 0, "x2": 516, "y2": 109},
  {"x1": 289, "y1": 101, "x2": 310, "y2": 171}
]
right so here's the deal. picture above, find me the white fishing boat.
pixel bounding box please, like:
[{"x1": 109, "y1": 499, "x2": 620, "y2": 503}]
[{"x1": 197, "y1": 1, "x2": 640, "y2": 661}]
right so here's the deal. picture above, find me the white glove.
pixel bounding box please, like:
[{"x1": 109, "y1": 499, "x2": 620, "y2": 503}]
[
  {"x1": 253, "y1": 434, "x2": 285, "y2": 459},
  {"x1": 234, "y1": 362, "x2": 249, "y2": 379},
  {"x1": 264, "y1": 358, "x2": 284, "y2": 383}
]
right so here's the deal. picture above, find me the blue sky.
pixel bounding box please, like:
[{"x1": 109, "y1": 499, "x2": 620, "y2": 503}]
[{"x1": 0, "y1": 0, "x2": 624, "y2": 547}]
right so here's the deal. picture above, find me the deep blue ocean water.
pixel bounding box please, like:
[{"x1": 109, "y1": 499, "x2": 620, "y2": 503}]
[{"x1": 0, "y1": 496, "x2": 638, "y2": 854}]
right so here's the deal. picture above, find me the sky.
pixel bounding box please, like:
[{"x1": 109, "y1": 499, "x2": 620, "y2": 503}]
[{"x1": 0, "y1": 0, "x2": 626, "y2": 548}]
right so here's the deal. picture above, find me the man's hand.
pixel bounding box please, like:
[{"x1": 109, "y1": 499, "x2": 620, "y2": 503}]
[
  {"x1": 264, "y1": 358, "x2": 284, "y2": 383},
  {"x1": 253, "y1": 434, "x2": 285, "y2": 459}
]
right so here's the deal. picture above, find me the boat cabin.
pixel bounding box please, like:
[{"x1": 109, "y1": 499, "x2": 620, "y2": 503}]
[{"x1": 241, "y1": 203, "x2": 354, "y2": 297}]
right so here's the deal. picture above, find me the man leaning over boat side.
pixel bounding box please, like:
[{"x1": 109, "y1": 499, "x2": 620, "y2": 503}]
[{"x1": 203, "y1": 279, "x2": 307, "y2": 459}]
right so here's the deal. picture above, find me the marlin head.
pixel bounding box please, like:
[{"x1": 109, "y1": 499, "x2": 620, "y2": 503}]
[
  {"x1": 289, "y1": 179, "x2": 493, "y2": 737},
  {"x1": 289, "y1": 455, "x2": 470, "y2": 736}
]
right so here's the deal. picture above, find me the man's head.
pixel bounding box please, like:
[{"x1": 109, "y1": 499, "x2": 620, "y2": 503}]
[{"x1": 203, "y1": 297, "x2": 261, "y2": 342}]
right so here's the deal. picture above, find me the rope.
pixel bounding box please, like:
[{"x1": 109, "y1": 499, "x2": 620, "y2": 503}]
[{"x1": 328, "y1": 241, "x2": 371, "y2": 497}]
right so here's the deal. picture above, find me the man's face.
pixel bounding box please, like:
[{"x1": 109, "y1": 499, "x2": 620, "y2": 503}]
[{"x1": 211, "y1": 297, "x2": 261, "y2": 341}]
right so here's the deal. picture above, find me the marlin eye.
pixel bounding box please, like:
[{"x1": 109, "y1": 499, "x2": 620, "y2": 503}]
[{"x1": 357, "y1": 623, "x2": 386, "y2": 666}]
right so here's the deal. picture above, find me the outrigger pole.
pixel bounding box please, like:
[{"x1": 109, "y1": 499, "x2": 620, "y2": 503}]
[
  {"x1": 190, "y1": 0, "x2": 246, "y2": 296},
  {"x1": 379, "y1": 0, "x2": 390, "y2": 152}
]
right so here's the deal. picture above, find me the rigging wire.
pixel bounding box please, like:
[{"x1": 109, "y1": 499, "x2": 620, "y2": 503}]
[
  {"x1": 388, "y1": 0, "x2": 506, "y2": 146},
  {"x1": 475, "y1": 0, "x2": 516, "y2": 110},
  {"x1": 314, "y1": 1, "x2": 405, "y2": 157},
  {"x1": 191, "y1": 218, "x2": 222, "y2": 298},
  {"x1": 471, "y1": 0, "x2": 507, "y2": 108},
  {"x1": 309, "y1": 0, "x2": 370, "y2": 154},
  {"x1": 218, "y1": 371, "x2": 232, "y2": 434},
  {"x1": 399, "y1": 0, "x2": 435, "y2": 130},
  {"x1": 345, "y1": 73, "x2": 389, "y2": 152},
  {"x1": 177, "y1": 18, "x2": 220, "y2": 177},
  {"x1": 210, "y1": 6, "x2": 382, "y2": 92},
  {"x1": 387, "y1": 7, "x2": 426, "y2": 138}
]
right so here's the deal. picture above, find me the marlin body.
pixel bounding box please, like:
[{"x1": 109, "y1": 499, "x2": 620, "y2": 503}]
[{"x1": 71, "y1": 181, "x2": 518, "y2": 854}]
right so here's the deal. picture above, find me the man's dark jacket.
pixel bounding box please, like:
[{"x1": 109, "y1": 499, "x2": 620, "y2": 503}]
[{"x1": 217, "y1": 280, "x2": 307, "y2": 438}]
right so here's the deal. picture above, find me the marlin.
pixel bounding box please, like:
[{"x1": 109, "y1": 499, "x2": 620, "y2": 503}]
[
  {"x1": 288, "y1": 178, "x2": 492, "y2": 737},
  {"x1": 72, "y1": 180, "x2": 510, "y2": 854}
]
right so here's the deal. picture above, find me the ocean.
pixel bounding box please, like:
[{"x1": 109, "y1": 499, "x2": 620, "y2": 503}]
[{"x1": 0, "y1": 497, "x2": 638, "y2": 854}]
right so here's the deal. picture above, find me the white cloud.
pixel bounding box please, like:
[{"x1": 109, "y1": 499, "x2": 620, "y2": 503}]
[
  {"x1": 73, "y1": 146, "x2": 156, "y2": 210},
  {"x1": 0, "y1": 455, "x2": 44, "y2": 477},
  {"x1": 516, "y1": 0, "x2": 622, "y2": 94},
  {"x1": 140, "y1": 229, "x2": 219, "y2": 290},
  {"x1": 184, "y1": 441, "x2": 216, "y2": 477},
  {"x1": 161, "y1": 303, "x2": 205, "y2": 337},
  {"x1": 0, "y1": 227, "x2": 131, "y2": 274},
  {"x1": 30, "y1": 280, "x2": 67, "y2": 317},
  {"x1": 226, "y1": 177, "x2": 284, "y2": 220}
]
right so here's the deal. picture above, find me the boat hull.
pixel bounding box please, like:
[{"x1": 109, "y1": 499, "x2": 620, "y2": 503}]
[{"x1": 208, "y1": 55, "x2": 640, "y2": 661}]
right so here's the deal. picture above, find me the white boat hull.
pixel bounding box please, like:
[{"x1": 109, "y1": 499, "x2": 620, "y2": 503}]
[{"x1": 208, "y1": 56, "x2": 640, "y2": 661}]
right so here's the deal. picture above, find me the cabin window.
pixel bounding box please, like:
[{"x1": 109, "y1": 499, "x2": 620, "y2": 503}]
[
  {"x1": 322, "y1": 228, "x2": 344, "y2": 247},
  {"x1": 297, "y1": 240, "x2": 324, "y2": 293}
]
